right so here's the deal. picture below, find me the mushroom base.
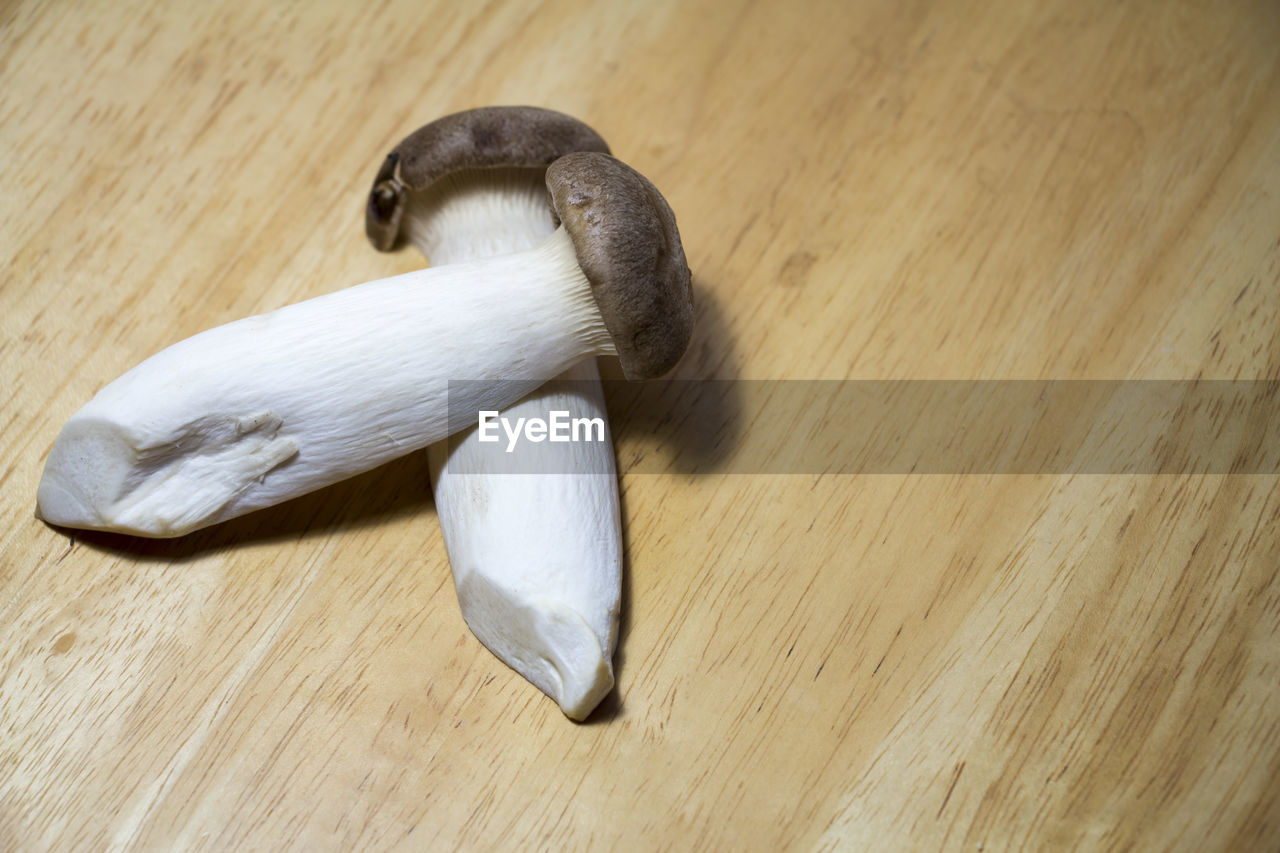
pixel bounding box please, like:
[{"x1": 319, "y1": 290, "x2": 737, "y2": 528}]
[{"x1": 430, "y1": 359, "x2": 622, "y2": 719}]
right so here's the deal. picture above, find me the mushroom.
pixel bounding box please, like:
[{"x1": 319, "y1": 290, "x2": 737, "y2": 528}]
[
  {"x1": 368, "y1": 107, "x2": 623, "y2": 719},
  {"x1": 37, "y1": 151, "x2": 693, "y2": 538}
]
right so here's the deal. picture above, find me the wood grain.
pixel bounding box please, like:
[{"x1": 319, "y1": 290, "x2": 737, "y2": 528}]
[{"x1": 2, "y1": 0, "x2": 1278, "y2": 848}]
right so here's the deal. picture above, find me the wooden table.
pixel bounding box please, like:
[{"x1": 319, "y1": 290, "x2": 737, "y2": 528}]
[{"x1": 3, "y1": 0, "x2": 1278, "y2": 848}]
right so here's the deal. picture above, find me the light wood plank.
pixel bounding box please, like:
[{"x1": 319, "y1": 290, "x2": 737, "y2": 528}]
[{"x1": 2, "y1": 0, "x2": 1278, "y2": 848}]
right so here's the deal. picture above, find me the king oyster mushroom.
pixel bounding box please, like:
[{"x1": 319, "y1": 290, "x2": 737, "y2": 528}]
[
  {"x1": 37, "y1": 152, "x2": 693, "y2": 538},
  {"x1": 367, "y1": 107, "x2": 623, "y2": 719}
]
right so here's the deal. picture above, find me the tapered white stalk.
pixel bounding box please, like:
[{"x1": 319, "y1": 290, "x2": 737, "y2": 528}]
[
  {"x1": 408, "y1": 170, "x2": 622, "y2": 720},
  {"x1": 36, "y1": 229, "x2": 612, "y2": 537}
]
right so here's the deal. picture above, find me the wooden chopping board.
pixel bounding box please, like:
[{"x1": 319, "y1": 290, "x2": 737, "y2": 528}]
[{"x1": 2, "y1": 0, "x2": 1278, "y2": 848}]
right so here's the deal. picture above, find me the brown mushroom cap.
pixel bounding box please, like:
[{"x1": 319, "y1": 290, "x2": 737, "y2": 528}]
[
  {"x1": 366, "y1": 106, "x2": 611, "y2": 251},
  {"x1": 546, "y1": 152, "x2": 694, "y2": 381}
]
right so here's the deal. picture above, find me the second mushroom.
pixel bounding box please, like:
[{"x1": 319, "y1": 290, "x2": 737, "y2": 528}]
[{"x1": 366, "y1": 107, "x2": 625, "y2": 720}]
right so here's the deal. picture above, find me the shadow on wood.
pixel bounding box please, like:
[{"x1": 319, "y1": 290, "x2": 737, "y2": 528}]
[{"x1": 50, "y1": 451, "x2": 436, "y2": 562}]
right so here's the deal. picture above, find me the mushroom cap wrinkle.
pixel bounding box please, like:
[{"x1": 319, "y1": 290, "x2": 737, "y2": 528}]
[
  {"x1": 548, "y1": 153, "x2": 694, "y2": 381},
  {"x1": 367, "y1": 106, "x2": 610, "y2": 252}
]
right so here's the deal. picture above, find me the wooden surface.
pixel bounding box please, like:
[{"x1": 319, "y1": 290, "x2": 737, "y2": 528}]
[{"x1": 3, "y1": 0, "x2": 1279, "y2": 848}]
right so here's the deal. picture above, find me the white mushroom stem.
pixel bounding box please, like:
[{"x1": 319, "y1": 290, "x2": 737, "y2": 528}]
[
  {"x1": 36, "y1": 227, "x2": 613, "y2": 537},
  {"x1": 403, "y1": 169, "x2": 554, "y2": 264},
  {"x1": 405, "y1": 168, "x2": 622, "y2": 720}
]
